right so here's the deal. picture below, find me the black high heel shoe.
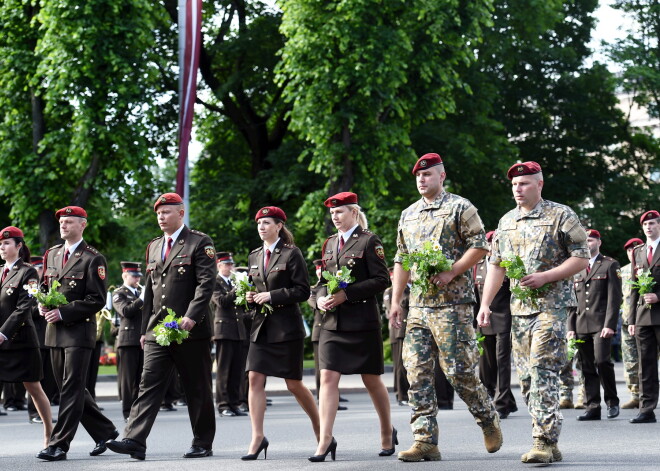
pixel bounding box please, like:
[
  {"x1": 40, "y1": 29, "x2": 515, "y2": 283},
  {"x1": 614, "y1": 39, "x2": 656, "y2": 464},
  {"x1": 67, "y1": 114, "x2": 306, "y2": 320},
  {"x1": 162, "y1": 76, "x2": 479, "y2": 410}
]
[
  {"x1": 308, "y1": 437, "x2": 337, "y2": 462},
  {"x1": 241, "y1": 437, "x2": 269, "y2": 460},
  {"x1": 378, "y1": 427, "x2": 398, "y2": 456}
]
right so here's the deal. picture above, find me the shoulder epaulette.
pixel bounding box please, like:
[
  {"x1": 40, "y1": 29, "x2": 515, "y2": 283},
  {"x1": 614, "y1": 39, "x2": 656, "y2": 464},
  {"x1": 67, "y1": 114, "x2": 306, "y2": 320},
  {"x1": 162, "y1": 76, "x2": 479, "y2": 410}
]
[
  {"x1": 360, "y1": 228, "x2": 373, "y2": 234},
  {"x1": 249, "y1": 247, "x2": 262, "y2": 255},
  {"x1": 190, "y1": 229, "x2": 208, "y2": 237},
  {"x1": 85, "y1": 245, "x2": 99, "y2": 255},
  {"x1": 48, "y1": 243, "x2": 64, "y2": 251},
  {"x1": 283, "y1": 243, "x2": 294, "y2": 248}
]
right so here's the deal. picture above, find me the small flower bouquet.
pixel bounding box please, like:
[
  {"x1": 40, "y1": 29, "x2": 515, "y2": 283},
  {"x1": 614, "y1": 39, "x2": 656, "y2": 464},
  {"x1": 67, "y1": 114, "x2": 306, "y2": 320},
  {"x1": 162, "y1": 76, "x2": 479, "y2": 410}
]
[
  {"x1": 154, "y1": 308, "x2": 190, "y2": 346},
  {"x1": 401, "y1": 241, "x2": 453, "y2": 296},
  {"x1": 322, "y1": 268, "x2": 355, "y2": 294},
  {"x1": 500, "y1": 253, "x2": 549, "y2": 309},
  {"x1": 476, "y1": 331, "x2": 486, "y2": 356},
  {"x1": 233, "y1": 272, "x2": 273, "y2": 314},
  {"x1": 567, "y1": 338, "x2": 585, "y2": 361},
  {"x1": 24, "y1": 280, "x2": 68, "y2": 309},
  {"x1": 628, "y1": 269, "x2": 657, "y2": 309}
]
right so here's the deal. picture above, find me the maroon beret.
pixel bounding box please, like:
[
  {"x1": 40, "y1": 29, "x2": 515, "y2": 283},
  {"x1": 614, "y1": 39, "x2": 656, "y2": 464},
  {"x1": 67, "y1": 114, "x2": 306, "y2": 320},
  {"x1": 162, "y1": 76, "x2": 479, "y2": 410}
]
[
  {"x1": 324, "y1": 192, "x2": 358, "y2": 208},
  {"x1": 55, "y1": 206, "x2": 87, "y2": 219},
  {"x1": 485, "y1": 230, "x2": 496, "y2": 243},
  {"x1": 0, "y1": 226, "x2": 24, "y2": 240},
  {"x1": 506, "y1": 161, "x2": 542, "y2": 180},
  {"x1": 411, "y1": 153, "x2": 443, "y2": 175},
  {"x1": 255, "y1": 206, "x2": 287, "y2": 222},
  {"x1": 153, "y1": 192, "x2": 184, "y2": 211},
  {"x1": 623, "y1": 238, "x2": 644, "y2": 250},
  {"x1": 30, "y1": 256, "x2": 44, "y2": 266},
  {"x1": 640, "y1": 210, "x2": 660, "y2": 225},
  {"x1": 586, "y1": 229, "x2": 601, "y2": 239}
]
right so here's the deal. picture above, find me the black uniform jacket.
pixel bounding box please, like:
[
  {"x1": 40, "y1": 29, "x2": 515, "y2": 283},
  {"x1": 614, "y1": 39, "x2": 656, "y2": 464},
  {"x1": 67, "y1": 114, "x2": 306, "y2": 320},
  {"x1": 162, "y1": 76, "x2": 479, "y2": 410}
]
[
  {"x1": 569, "y1": 253, "x2": 622, "y2": 334},
  {"x1": 113, "y1": 285, "x2": 144, "y2": 347},
  {"x1": 247, "y1": 240, "x2": 310, "y2": 343},
  {"x1": 0, "y1": 260, "x2": 39, "y2": 350},
  {"x1": 319, "y1": 226, "x2": 390, "y2": 332},
  {"x1": 42, "y1": 241, "x2": 108, "y2": 348},
  {"x1": 142, "y1": 226, "x2": 217, "y2": 342},
  {"x1": 474, "y1": 258, "x2": 512, "y2": 335},
  {"x1": 211, "y1": 275, "x2": 247, "y2": 341},
  {"x1": 630, "y1": 243, "x2": 660, "y2": 326}
]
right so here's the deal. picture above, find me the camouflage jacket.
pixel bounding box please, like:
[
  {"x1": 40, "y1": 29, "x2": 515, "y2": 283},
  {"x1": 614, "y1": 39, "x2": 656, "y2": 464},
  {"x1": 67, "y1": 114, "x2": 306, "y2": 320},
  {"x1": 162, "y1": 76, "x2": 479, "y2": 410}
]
[
  {"x1": 490, "y1": 199, "x2": 589, "y2": 315},
  {"x1": 394, "y1": 191, "x2": 487, "y2": 308},
  {"x1": 620, "y1": 263, "x2": 633, "y2": 325}
]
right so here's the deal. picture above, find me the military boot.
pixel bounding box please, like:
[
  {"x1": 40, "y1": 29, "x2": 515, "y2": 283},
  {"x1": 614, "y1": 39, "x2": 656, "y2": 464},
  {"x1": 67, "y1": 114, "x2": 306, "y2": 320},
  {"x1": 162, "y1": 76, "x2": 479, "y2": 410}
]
[
  {"x1": 521, "y1": 441, "x2": 562, "y2": 463},
  {"x1": 559, "y1": 398, "x2": 574, "y2": 409},
  {"x1": 621, "y1": 398, "x2": 639, "y2": 409},
  {"x1": 521, "y1": 438, "x2": 553, "y2": 463},
  {"x1": 397, "y1": 441, "x2": 442, "y2": 462},
  {"x1": 481, "y1": 415, "x2": 503, "y2": 453}
]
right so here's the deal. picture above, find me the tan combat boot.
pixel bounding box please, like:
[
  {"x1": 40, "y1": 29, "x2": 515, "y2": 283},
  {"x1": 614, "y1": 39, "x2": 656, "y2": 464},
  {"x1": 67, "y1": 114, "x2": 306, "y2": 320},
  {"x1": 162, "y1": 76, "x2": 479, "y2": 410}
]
[
  {"x1": 521, "y1": 438, "x2": 553, "y2": 463},
  {"x1": 481, "y1": 415, "x2": 503, "y2": 453},
  {"x1": 521, "y1": 441, "x2": 562, "y2": 463},
  {"x1": 397, "y1": 441, "x2": 442, "y2": 462},
  {"x1": 559, "y1": 398, "x2": 574, "y2": 409},
  {"x1": 621, "y1": 398, "x2": 639, "y2": 409}
]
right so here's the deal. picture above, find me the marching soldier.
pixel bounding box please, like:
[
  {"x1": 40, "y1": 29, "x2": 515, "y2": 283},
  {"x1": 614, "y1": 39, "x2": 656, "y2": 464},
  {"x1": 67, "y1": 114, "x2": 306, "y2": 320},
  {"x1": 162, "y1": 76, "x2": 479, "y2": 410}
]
[
  {"x1": 567, "y1": 229, "x2": 622, "y2": 421},
  {"x1": 384, "y1": 269, "x2": 410, "y2": 406},
  {"x1": 620, "y1": 237, "x2": 643, "y2": 409},
  {"x1": 36, "y1": 206, "x2": 118, "y2": 461},
  {"x1": 474, "y1": 231, "x2": 517, "y2": 419},
  {"x1": 477, "y1": 162, "x2": 589, "y2": 463},
  {"x1": 211, "y1": 252, "x2": 248, "y2": 417},
  {"x1": 390, "y1": 153, "x2": 501, "y2": 462},
  {"x1": 112, "y1": 261, "x2": 144, "y2": 422}
]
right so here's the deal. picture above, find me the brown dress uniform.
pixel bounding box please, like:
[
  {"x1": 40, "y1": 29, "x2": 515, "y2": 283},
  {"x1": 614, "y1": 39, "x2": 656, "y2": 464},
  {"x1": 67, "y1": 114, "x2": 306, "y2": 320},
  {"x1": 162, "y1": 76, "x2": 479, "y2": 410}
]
[
  {"x1": 211, "y1": 274, "x2": 247, "y2": 411},
  {"x1": 246, "y1": 240, "x2": 310, "y2": 379},
  {"x1": 309, "y1": 282, "x2": 324, "y2": 395},
  {"x1": 385, "y1": 285, "x2": 410, "y2": 402},
  {"x1": 113, "y1": 285, "x2": 144, "y2": 420},
  {"x1": 629, "y1": 242, "x2": 660, "y2": 416},
  {"x1": 122, "y1": 226, "x2": 217, "y2": 451},
  {"x1": 473, "y1": 258, "x2": 517, "y2": 416},
  {"x1": 42, "y1": 241, "x2": 117, "y2": 452},
  {"x1": 318, "y1": 227, "x2": 390, "y2": 375},
  {"x1": 568, "y1": 253, "x2": 622, "y2": 412}
]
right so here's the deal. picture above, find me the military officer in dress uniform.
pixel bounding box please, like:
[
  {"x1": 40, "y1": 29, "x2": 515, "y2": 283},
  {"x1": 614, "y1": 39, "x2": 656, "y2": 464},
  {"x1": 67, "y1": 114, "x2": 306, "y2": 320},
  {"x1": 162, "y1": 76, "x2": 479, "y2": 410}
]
[
  {"x1": 211, "y1": 252, "x2": 248, "y2": 417},
  {"x1": 628, "y1": 210, "x2": 660, "y2": 424},
  {"x1": 107, "y1": 193, "x2": 217, "y2": 460},
  {"x1": 567, "y1": 229, "x2": 622, "y2": 421},
  {"x1": 474, "y1": 231, "x2": 517, "y2": 419},
  {"x1": 36, "y1": 206, "x2": 118, "y2": 461},
  {"x1": 112, "y1": 261, "x2": 144, "y2": 422},
  {"x1": 477, "y1": 162, "x2": 589, "y2": 463},
  {"x1": 384, "y1": 269, "x2": 410, "y2": 406}
]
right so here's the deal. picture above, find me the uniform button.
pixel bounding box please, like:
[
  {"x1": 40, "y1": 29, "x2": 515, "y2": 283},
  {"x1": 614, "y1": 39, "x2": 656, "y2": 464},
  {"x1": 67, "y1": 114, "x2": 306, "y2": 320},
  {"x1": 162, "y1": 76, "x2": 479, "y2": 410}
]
[
  {"x1": 124, "y1": 327, "x2": 128, "y2": 330},
  {"x1": 162, "y1": 295, "x2": 166, "y2": 299},
  {"x1": 586, "y1": 307, "x2": 589, "y2": 310},
  {"x1": 162, "y1": 272, "x2": 166, "y2": 277},
  {"x1": 162, "y1": 306, "x2": 167, "y2": 310},
  {"x1": 162, "y1": 284, "x2": 166, "y2": 288},
  {"x1": 585, "y1": 291, "x2": 589, "y2": 295},
  {"x1": 86, "y1": 318, "x2": 90, "y2": 322}
]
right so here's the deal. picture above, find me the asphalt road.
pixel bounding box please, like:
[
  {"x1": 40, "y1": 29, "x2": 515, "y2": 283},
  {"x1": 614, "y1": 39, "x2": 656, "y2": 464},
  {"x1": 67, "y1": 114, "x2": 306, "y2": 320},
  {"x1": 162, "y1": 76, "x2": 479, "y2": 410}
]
[{"x1": 2, "y1": 383, "x2": 659, "y2": 471}]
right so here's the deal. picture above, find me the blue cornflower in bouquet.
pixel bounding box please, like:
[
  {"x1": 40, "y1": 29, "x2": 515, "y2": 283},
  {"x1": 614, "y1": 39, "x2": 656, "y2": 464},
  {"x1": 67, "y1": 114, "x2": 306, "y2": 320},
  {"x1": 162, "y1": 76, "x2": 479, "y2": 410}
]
[
  {"x1": 322, "y1": 268, "x2": 355, "y2": 295},
  {"x1": 154, "y1": 308, "x2": 190, "y2": 346}
]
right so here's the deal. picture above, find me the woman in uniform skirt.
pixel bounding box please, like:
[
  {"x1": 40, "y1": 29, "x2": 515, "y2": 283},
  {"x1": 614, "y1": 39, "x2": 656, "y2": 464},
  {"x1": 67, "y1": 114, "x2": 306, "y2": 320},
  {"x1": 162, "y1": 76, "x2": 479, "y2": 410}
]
[
  {"x1": 243, "y1": 206, "x2": 320, "y2": 459},
  {"x1": 0, "y1": 226, "x2": 54, "y2": 447},
  {"x1": 311, "y1": 192, "x2": 394, "y2": 462}
]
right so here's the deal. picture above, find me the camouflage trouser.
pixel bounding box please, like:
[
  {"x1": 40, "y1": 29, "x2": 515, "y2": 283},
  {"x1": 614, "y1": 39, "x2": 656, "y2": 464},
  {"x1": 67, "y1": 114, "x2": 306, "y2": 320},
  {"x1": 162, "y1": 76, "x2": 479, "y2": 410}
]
[
  {"x1": 511, "y1": 309, "x2": 567, "y2": 444},
  {"x1": 621, "y1": 324, "x2": 639, "y2": 399},
  {"x1": 559, "y1": 355, "x2": 583, "y2": 401},
  {"x1": 403, "y1": 304, "x2": 496, "y2": 445}
]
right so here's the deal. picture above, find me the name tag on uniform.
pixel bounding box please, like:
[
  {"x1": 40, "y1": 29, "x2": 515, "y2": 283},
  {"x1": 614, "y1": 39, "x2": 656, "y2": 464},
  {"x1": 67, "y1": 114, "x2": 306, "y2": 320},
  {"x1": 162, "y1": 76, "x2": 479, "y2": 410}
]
[{"x1": 251, "y1": 265, "x2": 258, "y2": 269}]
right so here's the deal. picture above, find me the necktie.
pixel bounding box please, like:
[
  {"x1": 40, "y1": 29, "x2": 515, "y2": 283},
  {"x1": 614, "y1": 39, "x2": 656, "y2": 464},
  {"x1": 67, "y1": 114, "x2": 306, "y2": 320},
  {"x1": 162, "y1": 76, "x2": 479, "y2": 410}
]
[
  {"x1": 163, "y1": 237, "x2": 173, "y2": 261},
  {"x1": 586, "y1": 264, "x2": 591, "y2": 275},
  {"x1": 338, "y1": 236, "x2": 345, "y2": 253},
  {"x1": 265, "y1": 249, "x2": 271, "y2": 270},
  {"x1": 1, "y1": 268, "x2": 8, "y2": 284},
  {"x1": 649, "y1": 246, "x2": 654, "y2": 266},
  {"x1": 62, "y1": 249, "x2": 69, "y2": 268}
]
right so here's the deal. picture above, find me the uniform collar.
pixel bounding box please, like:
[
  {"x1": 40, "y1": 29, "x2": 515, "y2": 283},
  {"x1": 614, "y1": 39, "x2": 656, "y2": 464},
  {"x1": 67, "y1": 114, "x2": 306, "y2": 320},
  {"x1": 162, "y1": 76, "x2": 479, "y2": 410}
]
[
  {"x1": 514, "y1": 198, "x2": 545, "y2": 221},
  {"x1": 420, "y1": 190, "x2": 447, "y2": 210},
  {"x1": 64, "y1": 239, "x2": 84, "y2": 254},
  {"x1": 338, "y1": 224, "x2": 359, "y2": 242}
]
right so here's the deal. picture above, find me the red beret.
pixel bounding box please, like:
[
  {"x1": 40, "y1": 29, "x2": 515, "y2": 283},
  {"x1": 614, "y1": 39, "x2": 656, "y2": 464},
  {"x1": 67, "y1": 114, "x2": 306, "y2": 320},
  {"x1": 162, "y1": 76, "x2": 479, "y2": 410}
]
[
  {"x1": 55, "y1": 206, "x2": 87, "y2": 219},
  {"x1": 623, "y1": 238, "x2": 644, "y2": 250},
  {"x1": 30, "y1": 256, "x2": 44, "y2": 266},
  {"x1": 153, "y1": 193, "x2": 184, "y2": 211},
  {"x1": 324, "y1": 192, "x2": 358, "y2": 208},
  {"x1": 411, "y1": 153, "x2": 443, "y2": 175},
  {"x1": 586, "y1": 229, "x2": 601, "y2": 239},
  {"x1": 640, "y1": 210, "x2": 660, "y2": 225},
  {"x1": 0, "y1": 226, "x2": 24, "y2": 240},
  {"x1": 255, "y1": 206, "x2": 287, "y2": 222},
  {"x1": 507, "y1": 161, "x2": 542, "y2": 180},
  {"x1": 485, "y1": 230, "x2": 496, "y2": 243}
]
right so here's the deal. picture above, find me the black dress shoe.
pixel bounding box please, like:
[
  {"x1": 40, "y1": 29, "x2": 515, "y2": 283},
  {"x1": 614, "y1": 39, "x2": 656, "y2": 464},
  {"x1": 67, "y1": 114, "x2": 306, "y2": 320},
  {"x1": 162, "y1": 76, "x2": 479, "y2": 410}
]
[
  {"x1": 6, "y1": 405, "x2": 18, "y2": 412},
  {"x1": 266, "y1": 399, "x2": 272, "y2": 406},
  {"x1": 29, "y1": 416, "x2": 43, "y2": 424},
  {"x1": 106, "y1": 438, "x2": 146, "y2": 460},
  {"x1": 241, "y1": 437, "x2": 269, "y2": 460},
  {"x1": 607, "y1": 405, "x2": 620, "y2": 419},
  {"x1": 238, "y1": 404, "x2": 249, "y2": 413},
  {"x1": 498, "y1": 410, "x2": 510, "y2": 420},
  {"x1": 183, "y1": 445, "x2": 213, "y2": 458},
  {"x1": 309, "y1": 437, "x2": 337, "y2": 462},
  {"x1": 160, "y1": 403, "x2": 177, "y2": 412},
  {"x1": 36, "y1": 446, "x2": 67, "y2": 461},
  {"x1": 231, "y1": 407, "x2": 248, "y2": 416},
  {"x1": 630, "y1": 412, "x2": 657, "y2": 424},
  {"x1": 438, "y1": 404, "x2": 453, "y2": 410},
  {"x1": 576, "y1": 409, "x2": 601, "y2": 421},
  {"x1": 176, "y1": 400, "x2": 188, "y2": 406},
  {"x1": 398, "y1": 400, "x2": 409, "y2": 406},
  {"x1": 337, "y1": 405, "x2": 348, "y2": 411},
  {"x1": 379, "y1": 427, "x2": 398, "y2": 456},
  {"x1": 220, "y1": 409, "x2": 237, "y2": 417},
  {"x1": 338, "y1": 396, "x2": 349, "y2": 403},
  {"x1": 90, "y1": 429, "x2": 120, "y2": 456},
  {"x1": 0, "y1": 409, "x2": 6, "y2": 416}
]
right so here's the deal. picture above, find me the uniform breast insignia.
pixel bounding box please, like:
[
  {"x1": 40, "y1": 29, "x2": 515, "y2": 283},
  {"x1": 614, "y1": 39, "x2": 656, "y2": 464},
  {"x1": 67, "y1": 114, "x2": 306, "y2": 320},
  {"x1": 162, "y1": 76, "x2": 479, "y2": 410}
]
[
  {"x1": 69, "y1": 280, "x2": 77, "y2": 288},
  {"x1": 178, "y1": 239, "x2": 184, "y2": 245},
  {"x1": 178, "y1": 266, "x2": 186, "y2": 275},
  {"x1": 275, "y1": 248, "x2": 281, "y2": 253},
  {"x1": 75, "y1": 251, "x2": 82, "y2": 258},
  {"x1": 97, "y1": 266, "x2": 106, "y2": 280},
  {"x1": 352, "y1": 233, "x2": 359, "y2": 238},
  {"x1": 205, "y1": 246, "x2": 215, "y2": 259},
  {"x1": 347, "y1": 258, "x2": 356, "y2": 268},
  {"x1": 375, "y1": 245, "x2": 385, "y2": 260},
  {"x1": 6, "y1": 287, "x2": 14, "y2": 295},
  {"x1": 113, "y1": 294, "x2": 121, "y2": 303}
]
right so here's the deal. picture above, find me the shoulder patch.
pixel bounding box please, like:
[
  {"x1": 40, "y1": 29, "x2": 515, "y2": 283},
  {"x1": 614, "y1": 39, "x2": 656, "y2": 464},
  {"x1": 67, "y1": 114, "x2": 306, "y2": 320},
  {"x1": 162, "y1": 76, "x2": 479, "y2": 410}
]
[
  {"x1": 616, "y1": 268, "x2": 621, "y2": 279},
  {"x1": 375, "y1": 245, "x2": 385, "y2": 260},
  {"x1": 97, "y1": 266, "x2": 106, "y2": 280},
  {"x1": 205, "y1": 246, "x2": 216, "y2": 259}
]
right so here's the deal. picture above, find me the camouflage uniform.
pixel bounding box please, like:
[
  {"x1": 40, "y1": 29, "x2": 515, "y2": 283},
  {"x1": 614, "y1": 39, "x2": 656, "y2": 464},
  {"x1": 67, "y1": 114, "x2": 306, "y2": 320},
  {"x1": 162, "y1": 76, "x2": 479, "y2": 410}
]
[
  {"x1": 395, "y1": 191, "x2": 496, "y2": 445},
  {"x1": 620, "y1": 263, "x2": 639, "y2": 400},
  {"x1": 491, "y1": 199, "x2": 589, "y2": 444}
]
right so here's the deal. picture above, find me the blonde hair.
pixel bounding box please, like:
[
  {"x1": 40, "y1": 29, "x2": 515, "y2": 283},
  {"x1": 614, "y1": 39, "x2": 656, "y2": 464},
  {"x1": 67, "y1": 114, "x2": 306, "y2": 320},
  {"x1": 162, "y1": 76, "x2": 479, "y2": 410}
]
[{"x1": 345, "y1": 204, "x2": 368, "y2": 230}]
